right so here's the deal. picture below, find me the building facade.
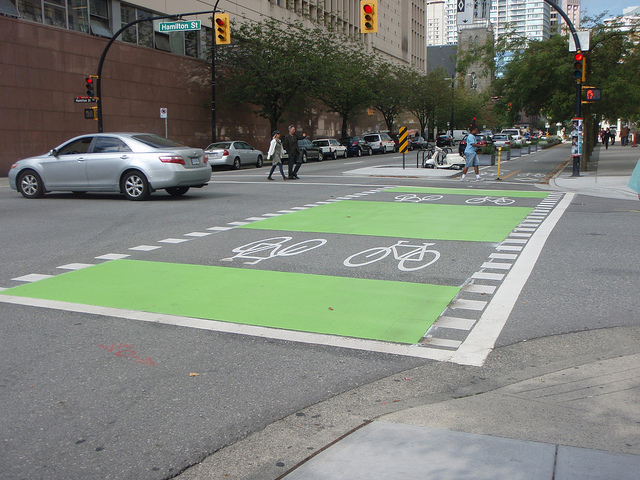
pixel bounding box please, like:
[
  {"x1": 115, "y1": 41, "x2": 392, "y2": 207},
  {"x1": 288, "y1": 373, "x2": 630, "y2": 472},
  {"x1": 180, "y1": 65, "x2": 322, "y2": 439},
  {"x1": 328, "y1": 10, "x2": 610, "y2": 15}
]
[{"x1": 0, "y1": 0, "x2": 427, "y2": 172}]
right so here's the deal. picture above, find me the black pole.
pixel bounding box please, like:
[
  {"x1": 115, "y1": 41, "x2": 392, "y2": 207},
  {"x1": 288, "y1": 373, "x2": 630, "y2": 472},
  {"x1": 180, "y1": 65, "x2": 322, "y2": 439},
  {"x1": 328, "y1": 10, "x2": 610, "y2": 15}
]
[
  {"x1": 211, "y1": 0, "x2": 221, "y2": 143},
  {"x1": 95, "y1": 9, "x2": 215, "y2": 133}
]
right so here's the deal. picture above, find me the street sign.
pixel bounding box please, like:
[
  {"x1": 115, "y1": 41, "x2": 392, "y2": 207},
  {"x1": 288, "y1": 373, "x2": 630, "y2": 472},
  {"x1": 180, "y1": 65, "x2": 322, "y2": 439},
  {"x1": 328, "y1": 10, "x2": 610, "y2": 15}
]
[
  {"x1": 75, "y1": 97, "x2": 98, "y2": 103},
  {"x1": 160, "y1": 107, "x2": 168, "y2": 118},
  {"x1": 159, "y1": 21, "x2": 201, "y2": 32},
  {"x1": 399, "y1": 127, "x2": 409, "y2": 153}
]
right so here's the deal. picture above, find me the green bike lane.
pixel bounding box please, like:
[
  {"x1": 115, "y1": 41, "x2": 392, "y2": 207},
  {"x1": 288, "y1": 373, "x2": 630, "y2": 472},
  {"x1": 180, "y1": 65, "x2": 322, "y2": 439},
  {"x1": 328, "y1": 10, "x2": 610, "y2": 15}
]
[{"x1": 0, "y1": 186, "x2": 565, "y2": 364}]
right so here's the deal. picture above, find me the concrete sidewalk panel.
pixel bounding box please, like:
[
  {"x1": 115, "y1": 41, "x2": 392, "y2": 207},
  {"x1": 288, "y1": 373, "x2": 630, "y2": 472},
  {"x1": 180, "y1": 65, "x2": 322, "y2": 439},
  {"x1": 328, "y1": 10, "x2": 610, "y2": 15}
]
[
  {"x1": 555, "y1": 445, "x2": 640, "y2": 480},
  {"x1": 283, "y1": 423, "x2": 556, "y2": 480}
]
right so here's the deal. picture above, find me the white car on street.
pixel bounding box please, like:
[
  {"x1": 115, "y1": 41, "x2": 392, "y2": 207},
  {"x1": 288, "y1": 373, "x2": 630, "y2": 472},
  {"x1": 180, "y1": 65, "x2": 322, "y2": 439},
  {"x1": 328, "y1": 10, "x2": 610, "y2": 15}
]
[{"x1": 312, "y1": 139, "x2": 348, "y2": 160}]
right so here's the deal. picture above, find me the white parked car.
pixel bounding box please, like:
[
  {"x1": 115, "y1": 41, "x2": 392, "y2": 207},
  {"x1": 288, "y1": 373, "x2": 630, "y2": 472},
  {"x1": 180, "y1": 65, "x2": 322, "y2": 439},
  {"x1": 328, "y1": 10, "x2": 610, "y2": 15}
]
[
  {"x1": 501, "y1": 129, "x2": 524, "y2": 146},
  {"x1": 362, "y1": 133, "x2": 396, "y2": 154},
  {"x1": 312, "y1": 139, "x2": 348, "y2": 160}
]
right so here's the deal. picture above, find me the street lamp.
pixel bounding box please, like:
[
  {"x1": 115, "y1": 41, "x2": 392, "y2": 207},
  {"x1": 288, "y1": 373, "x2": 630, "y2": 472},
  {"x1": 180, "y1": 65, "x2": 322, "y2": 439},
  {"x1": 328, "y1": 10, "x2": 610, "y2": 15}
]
[{"x1": 444, "y1": 74, "x2": 473, "y2": 138}]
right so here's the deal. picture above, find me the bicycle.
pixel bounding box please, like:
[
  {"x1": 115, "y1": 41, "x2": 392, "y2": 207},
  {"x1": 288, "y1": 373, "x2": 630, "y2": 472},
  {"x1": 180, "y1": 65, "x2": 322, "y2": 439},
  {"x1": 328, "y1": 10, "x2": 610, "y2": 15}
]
[
  {"x1": 465, "y1": 196, "x2": 515, "y2": 206},
  {"x1": 343, "y1": 240, "x2": 440, "y2": 272},
  {"x1": 222, "y1": 236, "x2": 327, "y2": 264},
  {"x1": 394, "y1": 193, "x2": 444, "y2": 203}
]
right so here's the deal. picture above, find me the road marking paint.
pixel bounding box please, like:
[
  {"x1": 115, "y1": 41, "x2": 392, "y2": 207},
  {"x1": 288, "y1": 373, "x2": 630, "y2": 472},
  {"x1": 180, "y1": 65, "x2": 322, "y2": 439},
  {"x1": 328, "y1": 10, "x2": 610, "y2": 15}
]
[
  {"x1": 421, "y1": 337, "x2": 462, "y2": 349},
  {"x1": 184, "y1": 232, "x2": 213, "y2": 237},
  {"x1": 96, "y1": 253, "x2": 131, "y2": 260},
  {"x1": 514, "y1": 227, "x2": 536, "y2": 232},
  {"x1": 501, "y1": 238, "x2": 528, "y2": 244},
  {"x1": 462, "y1": 284, "x2": 496, "y2": 294},
  {"x1": 472, "y1": 272, "x2": 505, "y2": 281},
  {"x1": 207, "y1": 226, "x2": 234, "y2": 231},
  {"x1": 481, "y1": 262, "x2": 512, "y2": 270},
  {"x1": 159, "y1": 238, "x2": 191, "y2": 244},
  {"x1": 496, "y1": 245, "x2": 523, "y2": 252},
  {"x1": 129, "y1": 245, "x2": 161, "y2": 251},
  {"x1": 245, "y1": 217, "x2": 267, "y2": 221},
  {"x1": 433, "y1": 316, "x2": 476, "y2": 330},
  {"x1": 499, "y1": 170, "x2": 521, "y2": 180},
  {"x1": 489, "y1": 254, "x2": 517, "y2": 261},
  {"x1": 509, "y1": 233, "x2": 532, "y2": 238},
  {"x1": 12, "y1": 274, "x2": 54, "y2": 282},
  {"x1": 228, "y1": 221, "x2": 250, "y2": 226},
  {"x1": 57, "y1": 263, "x2": 94, "y2": 270},
  {"x1": 452, "y1": 193, "x2": 575, "y2": 366}
]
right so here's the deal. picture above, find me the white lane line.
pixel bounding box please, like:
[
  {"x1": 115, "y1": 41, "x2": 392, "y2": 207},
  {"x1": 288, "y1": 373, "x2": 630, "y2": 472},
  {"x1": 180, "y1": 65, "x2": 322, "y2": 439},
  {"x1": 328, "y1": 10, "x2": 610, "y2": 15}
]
[
  {"x1": 245, "y1": 217, "x2": 267, "y2": 221},
  {"x1": 262, "y1": 213, "x2": 283, "y2": 217},
  {"x1": 96, "y1": 253, "x2": 131, "y2": 260},
  {"x1": 452, "y1": 193, "x2": 575, "y2": 367},
  {"x1": 185, "y1": 232, "x2": 213, "y2": 237},
  {"x1": 129, "y1": 245, "x2": 161, "y2": 251},
  {"x1": 207, "y1": 226, "x2": 234, "y2": 231},
  {"x1": 57, "y1": 263, "x2": 94, "y2": 270},
  {"x1": 11, "y1": 274, "x2": 54, "y2": 282},
  {"x1": 435, "y1": 316, "x2": 476, "y2": 330},
  {"x1": 228, "y1": 221, "x2": 250, "y2": 226},
  {"x1": 451, "y1": 299, "x2": 487, "y2": 311},
  {"x1": 159, "y1": 238, "x2": 191, "y2": 244},
  {"x1": 481, "y1": 262, "x2": 512, "y2": 270},
  {"x1": 462, "y1": 284, "x2": 496, "y2": 295},
  {"x1": 489, "y1": 253, "x2": 517, "y2": 260},
  {"x1": 422, "y1": 338, "x2": 462, "y2": 349},
  {"x1": 496, "y1": 245, "x2": 523, "y2": 252}
]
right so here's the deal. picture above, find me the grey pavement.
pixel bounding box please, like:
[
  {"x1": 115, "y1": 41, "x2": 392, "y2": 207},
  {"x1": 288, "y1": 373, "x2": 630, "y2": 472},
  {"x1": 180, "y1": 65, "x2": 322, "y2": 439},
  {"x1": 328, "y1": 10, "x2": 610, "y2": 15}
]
[{"x1": 178, "y1": 143, "x2": 640, "y2": 480}]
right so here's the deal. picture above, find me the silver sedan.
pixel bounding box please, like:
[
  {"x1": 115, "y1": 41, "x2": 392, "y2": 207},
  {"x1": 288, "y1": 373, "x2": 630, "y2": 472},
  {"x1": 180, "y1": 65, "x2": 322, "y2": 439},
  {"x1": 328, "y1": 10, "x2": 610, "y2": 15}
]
[
  {"x1": 7, "y1": 133, "x2": 211, "y2": 200},
  {"x1": 204, "y1": 141, "x2": 264, "y2": 170}
]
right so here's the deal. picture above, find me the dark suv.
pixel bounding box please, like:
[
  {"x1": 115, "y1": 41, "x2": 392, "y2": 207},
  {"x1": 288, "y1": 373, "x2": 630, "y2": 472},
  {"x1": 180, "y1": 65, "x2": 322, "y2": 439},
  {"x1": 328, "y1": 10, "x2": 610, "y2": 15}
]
[
  {"x1": 339, "y1": 136, "x2": 373, "y2": 157},
  {"x1": 282, "y1": 138, "x2": 323, "y2": 162}
]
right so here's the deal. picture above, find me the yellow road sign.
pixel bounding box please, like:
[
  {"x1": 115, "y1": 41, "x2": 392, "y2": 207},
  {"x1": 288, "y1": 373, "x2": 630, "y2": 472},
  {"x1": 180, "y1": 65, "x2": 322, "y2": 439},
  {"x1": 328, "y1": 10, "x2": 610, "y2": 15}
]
[{"x1": 399, "y1": 127, "x2": 409, "y2": 153}]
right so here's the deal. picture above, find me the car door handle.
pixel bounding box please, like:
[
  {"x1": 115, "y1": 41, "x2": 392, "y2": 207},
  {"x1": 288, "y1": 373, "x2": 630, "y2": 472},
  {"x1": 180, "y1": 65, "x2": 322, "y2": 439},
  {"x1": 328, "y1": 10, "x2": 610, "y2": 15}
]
[
  {"x1": 120, "y1": 155, "x2": 129, "y2": 159},
  {"x1": 77, "y1": 157, "x2": 86, "y2": 162}
]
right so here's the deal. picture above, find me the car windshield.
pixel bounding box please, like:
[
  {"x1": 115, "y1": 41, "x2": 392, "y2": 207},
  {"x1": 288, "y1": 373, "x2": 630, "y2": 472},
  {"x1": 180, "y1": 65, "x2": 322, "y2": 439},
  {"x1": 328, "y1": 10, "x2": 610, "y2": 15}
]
[
  {"x1": 380, "y1": 133, "x2": 392, "y2": 140},
  {"x1": 132, "y1": 134, "x2": 186, "y2": 148},
  {"x1": 206, "y1": 142, "x2": 231, "y2": 150},
  {"x1": 363, "y1": 135, "x2": 377, "y2": 142},
  {"x1": 493, "y1": 135, "x2": 508, "y2": 140}
]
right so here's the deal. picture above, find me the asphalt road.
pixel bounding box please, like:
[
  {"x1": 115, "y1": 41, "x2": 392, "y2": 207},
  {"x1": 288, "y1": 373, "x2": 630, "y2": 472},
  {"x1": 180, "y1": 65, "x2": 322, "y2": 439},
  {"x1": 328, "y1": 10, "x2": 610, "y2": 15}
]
[{"x1": 1, "y1": 146, "x2": 638, "y2": 479}]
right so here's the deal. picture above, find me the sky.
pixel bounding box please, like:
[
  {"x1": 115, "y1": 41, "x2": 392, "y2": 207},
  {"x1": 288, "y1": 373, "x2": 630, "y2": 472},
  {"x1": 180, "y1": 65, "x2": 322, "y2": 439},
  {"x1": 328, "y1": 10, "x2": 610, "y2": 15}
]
[{"x1": 578, "y1": 0, "x2": 637, "y2": 19}]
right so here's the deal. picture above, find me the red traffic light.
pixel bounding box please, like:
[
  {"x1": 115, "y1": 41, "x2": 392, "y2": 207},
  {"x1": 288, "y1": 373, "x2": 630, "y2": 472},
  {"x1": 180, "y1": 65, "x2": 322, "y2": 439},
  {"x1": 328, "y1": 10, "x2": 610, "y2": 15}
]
[
  {"x1": 363, "y1": 4, "x2": 373, "y2": 13},
  {"x1": 215, "y1": 17, "x2": 225, "y2": 26},
  {"x1": 574, "y1": 53, "x2": 584, "y2": 62},
  {"x1": 86, "y1": 77, "x2": 93, "y2": 84}
]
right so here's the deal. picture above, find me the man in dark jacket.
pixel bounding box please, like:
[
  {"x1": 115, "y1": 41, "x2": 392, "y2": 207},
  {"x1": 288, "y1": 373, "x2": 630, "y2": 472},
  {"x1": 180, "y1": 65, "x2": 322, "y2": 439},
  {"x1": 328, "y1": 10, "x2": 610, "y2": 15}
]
[{"x1": 282, "y1": 125, "x2": 306, "y2": 179}]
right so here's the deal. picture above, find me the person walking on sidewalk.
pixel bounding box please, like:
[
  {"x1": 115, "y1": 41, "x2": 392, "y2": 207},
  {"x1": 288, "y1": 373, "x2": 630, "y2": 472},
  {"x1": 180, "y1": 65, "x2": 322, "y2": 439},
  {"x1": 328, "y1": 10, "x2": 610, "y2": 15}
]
[
  {"x1": 282, "y1": 125, "x2": 306, "y2": 179},
  {"x1": 461, "y1": 126, "x2": 482, "y2": 181},
  {"x1": 621, "y1": 125, "x2": 630, "y2": 146},
  {"x1": 266, "y1": 131, "x2": 287, "y2": 181},
  {"x1": 604, "y1": 128, "x2": 611, "y2": 149}
]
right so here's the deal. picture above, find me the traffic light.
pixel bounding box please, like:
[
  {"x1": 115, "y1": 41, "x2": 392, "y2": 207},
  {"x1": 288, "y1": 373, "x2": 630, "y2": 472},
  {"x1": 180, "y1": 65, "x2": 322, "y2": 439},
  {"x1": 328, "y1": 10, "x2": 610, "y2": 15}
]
[
  {"x1": 85, "y1": 76, "x2": 96, "y2": 97},
  {"x1": 84, "y1": 106, "x2": 98, "y2": 121},
  {"x1": 573, "y1": 52, "x2": 584, "y2": 83},
  {"x1": 584, "y1": 87, "x2": 602, "y2": 101},
  {"x1": 214, "y1": 13, "x2": 230, "y2": 45},
  {"x1": 360, "y1": 0, "x2": 378, "y2": 33}
]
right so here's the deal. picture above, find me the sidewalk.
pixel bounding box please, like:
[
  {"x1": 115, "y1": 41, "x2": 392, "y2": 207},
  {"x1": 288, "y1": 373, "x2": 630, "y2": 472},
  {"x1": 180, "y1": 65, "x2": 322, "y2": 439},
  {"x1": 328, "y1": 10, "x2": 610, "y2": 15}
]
[
  {"x1": 282, "y1": 352, "x2": 640, "y2": 479},
  {"x1": 548, "y1": 142, "x2": 639, "y2": 200}
]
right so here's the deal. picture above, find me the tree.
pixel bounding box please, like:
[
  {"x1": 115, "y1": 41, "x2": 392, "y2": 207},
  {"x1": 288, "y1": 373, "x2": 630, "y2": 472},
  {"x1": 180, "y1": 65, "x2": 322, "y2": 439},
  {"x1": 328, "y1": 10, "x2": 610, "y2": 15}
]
[
  {"x1": 404, "y1": 68, "x2": 450, "y2": 137},
  {"x1": 217, "y1": 19, "x2": 317, "y2": 133},
  {"x1": 370, "y1": 63, "x2": 407, "y2": 132}
]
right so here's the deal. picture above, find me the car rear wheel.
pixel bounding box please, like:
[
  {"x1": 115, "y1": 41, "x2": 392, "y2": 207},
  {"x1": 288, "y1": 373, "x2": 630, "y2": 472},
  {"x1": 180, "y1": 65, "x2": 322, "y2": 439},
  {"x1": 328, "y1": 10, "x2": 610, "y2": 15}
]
[
  {"x1": 357, "y1": 148, "x2": 362, "y2": 157},
  {"x1": 232, "y1": 157, "x2": 241, "y2": 170},
  {"x1": 367, "y1": 148, "x2": 373, "y2": 156},
  {"x1": 343, "y1": 150, "x2": 348, "y2": 158},
  {"x1": 332, "y1": 151, "x2": 337, "y2": 160},
  {"x1": 302, "y1": 152, "x2": 308, "y2": 163},
  {"x1": 165, "y1": 187, "x2": 190, "y2": 197},
  {"x1": 121, "y1": 171, "x2": 150, "y2": 201},
  {"x1": 17, "y1": 170, "x2": 44, "y2": 198},
  {"x1": 255, "y1": 156, "x2": 263, "y2": 168}
]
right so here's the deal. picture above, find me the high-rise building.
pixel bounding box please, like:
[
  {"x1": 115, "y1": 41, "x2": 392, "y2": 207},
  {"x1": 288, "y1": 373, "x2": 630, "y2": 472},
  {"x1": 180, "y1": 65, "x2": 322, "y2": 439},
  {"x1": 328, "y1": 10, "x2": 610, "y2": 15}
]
[{"x1": 490, "y1": 0, "x2": 559, "y2": 43}]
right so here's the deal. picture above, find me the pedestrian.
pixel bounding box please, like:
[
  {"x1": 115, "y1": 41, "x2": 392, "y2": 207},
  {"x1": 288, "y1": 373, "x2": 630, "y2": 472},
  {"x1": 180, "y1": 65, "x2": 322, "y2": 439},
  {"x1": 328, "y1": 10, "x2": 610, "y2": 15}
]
[
  {"x1": 604, "y1": 128, "x2": 610, "y2": 149},
  {"x1": 282, "y1": 125, "x2": 306, "y2": 179},
  {"x1": 266, "y1": 130, "x2": 287, "y2": 181},
  {"x1": 621, "y1": 125, "x2": 630, "y2": 146},
  {"x1": 461, "y1": 126, "x2": 482, "y2": 181},
  {"x1": 628, "y1": 157, "x2": 640, "y2": 201}
]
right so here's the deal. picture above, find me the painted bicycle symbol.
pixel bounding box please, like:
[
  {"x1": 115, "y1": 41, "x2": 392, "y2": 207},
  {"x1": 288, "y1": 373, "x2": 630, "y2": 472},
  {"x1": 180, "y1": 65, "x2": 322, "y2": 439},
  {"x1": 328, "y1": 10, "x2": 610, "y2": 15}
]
[
  {"x1": 514, "y1": 173, "x2": 546, "y2": 182},
  {"x1": 465, "y1": 196, "x2": 515, "y2": 206},
  {"x1": 344, "y1": 240, "x2": 440, "y2": 272},
  {"x1": 221, "y1": 236, "x2": 327, "y2": 265},
  {"x1": 394, "y1": 194, "x2": 444, "y2": 203}
]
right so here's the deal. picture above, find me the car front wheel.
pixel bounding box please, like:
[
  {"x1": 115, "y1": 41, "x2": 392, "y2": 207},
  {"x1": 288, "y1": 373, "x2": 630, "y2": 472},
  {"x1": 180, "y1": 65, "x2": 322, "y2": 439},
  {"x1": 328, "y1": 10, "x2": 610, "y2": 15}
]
[
  {"x1": 121, "y1": 171, "x2": 150, "y2": 201},
  {"x1": 232, "y1": 157, "x2": 241, "y2": 170},
  {"x1": 18, "y1": 170, "x2": 45, "y2": 198}
]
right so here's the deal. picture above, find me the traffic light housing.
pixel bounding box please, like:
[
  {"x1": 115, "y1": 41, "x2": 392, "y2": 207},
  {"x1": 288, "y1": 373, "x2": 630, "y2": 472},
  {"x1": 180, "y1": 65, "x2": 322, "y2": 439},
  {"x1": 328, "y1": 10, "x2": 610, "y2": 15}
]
[
  {"x1": 85, "y1": 76, "x2": 96, "y2": 97},
  {"x1": 84, "y1": 106, "x2": 98, "y2": 121},
  {"x1": 360, "y1": 0, "x2": 378, "y2": 33},
  {"x1": 214, "y1": 13, "x2": 230, "y2": 45},
  {"x1": 573, "y1": 52, "x2": 584, "y2": 83}
]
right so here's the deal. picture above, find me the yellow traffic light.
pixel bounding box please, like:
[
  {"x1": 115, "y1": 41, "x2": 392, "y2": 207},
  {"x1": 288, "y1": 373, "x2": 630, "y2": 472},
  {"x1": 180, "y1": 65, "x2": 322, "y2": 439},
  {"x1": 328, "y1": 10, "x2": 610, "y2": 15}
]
[
  {"x1": 214, "y1": 13, "x2": 230, "y2": 45},
  {"x1": 360, "y1": 0, "x2": 378, "y2": 33}
]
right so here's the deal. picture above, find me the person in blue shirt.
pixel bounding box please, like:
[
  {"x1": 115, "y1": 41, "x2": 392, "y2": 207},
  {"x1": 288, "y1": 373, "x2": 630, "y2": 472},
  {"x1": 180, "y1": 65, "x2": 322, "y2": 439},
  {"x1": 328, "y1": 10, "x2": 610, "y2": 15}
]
[{"x1": 462, "y1": 126, "x2": 482, "y2": 181}]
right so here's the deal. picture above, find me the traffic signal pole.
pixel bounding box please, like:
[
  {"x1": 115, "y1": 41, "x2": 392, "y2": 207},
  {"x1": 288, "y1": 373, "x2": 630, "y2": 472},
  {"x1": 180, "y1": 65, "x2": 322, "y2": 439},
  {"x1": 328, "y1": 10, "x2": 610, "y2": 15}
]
[{"x1": 94, "y1": 9, "x2": 216, "y2": 138}]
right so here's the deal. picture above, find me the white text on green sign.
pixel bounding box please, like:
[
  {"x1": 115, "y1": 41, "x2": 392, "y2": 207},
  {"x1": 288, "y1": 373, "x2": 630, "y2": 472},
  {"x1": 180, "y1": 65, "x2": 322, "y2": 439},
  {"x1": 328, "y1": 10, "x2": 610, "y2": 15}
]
[{"x1": 159, "y1": 21, "x2": 201, "y2": 32}]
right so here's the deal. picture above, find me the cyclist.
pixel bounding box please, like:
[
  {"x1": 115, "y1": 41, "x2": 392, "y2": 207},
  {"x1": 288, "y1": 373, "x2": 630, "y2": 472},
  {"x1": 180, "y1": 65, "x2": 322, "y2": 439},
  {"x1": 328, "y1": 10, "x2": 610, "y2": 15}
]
[{"x1": 461, "y1": 125, "x2": 482, "y2": 182}]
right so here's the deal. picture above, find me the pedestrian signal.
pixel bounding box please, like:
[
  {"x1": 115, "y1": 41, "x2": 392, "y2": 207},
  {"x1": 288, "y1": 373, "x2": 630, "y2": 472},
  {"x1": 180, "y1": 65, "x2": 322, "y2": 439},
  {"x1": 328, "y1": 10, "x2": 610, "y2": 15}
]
[
  {"x1": 214, "y1": 13, "x2": 230, "y2": 45},
  {"x1": 360, "y1": 0, "x2": 378, "y2": 33}
]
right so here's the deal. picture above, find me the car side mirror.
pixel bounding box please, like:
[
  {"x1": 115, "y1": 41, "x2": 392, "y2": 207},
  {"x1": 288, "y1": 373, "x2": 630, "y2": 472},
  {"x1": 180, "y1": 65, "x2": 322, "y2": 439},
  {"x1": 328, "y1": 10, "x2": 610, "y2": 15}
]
[{"x1": 49, "y1": 149, "x2": 58, "y2": 156}]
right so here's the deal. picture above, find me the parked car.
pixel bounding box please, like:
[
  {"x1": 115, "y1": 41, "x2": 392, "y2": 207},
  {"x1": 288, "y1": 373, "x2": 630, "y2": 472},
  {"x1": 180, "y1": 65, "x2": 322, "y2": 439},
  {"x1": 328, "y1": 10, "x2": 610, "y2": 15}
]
[
  {"x1": 282, "y1": 138, "x2": 323, "y2": 162},
  {"x1": 339, "y1": 136, "x2": 373, "y2": 157},
  {"x1": 8, "y1": 133, "x2": 211, "y2": 201},
  {"x1": 204, "y1": 141, "x2": 264, "y2": 170},
  {"x1": 410, "y1": 136, "x2": 430, "y2": 150},
  {"x1": 501, "y1": 129, "x2": 524, "y2": 146},
  {"x1": 312, "y1": 139, "x2": 348, "y2": 160},
  {"x1": 363, "y1": 133, "x2": 396, "y2": 154},
  {"x1": 459, "y1": 133, "x2": 493, "y2": 155},
  {"x1": 436, "y1": 134, "x2": 453, "y2": 147},
  {"x1": 492, "y1": 133, "x2": 512, "y2": 148}
]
